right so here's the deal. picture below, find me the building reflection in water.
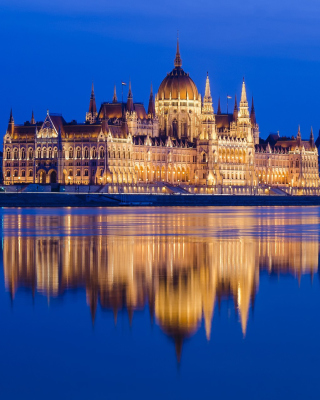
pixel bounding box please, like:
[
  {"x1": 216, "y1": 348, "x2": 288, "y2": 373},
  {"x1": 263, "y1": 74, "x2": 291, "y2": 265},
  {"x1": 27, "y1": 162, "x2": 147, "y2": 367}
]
[{"x1": 2, "y1": 211, "x2": 319, "y2": 361}]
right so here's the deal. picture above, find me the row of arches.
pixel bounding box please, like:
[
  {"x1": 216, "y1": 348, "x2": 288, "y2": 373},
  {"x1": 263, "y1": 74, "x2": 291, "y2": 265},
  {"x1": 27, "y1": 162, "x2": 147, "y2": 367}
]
[
  {"x1": 63, "y1": 146, "x2": 105, "y2": 160},
  {"x1": 218, "y1": 148, "x2": 247, "y2": 164}
]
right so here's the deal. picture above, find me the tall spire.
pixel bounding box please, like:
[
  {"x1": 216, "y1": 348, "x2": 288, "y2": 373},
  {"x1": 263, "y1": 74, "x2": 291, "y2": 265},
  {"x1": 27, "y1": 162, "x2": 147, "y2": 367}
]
[
  {"x1": 250, "y1": 96, "x2": 256, "y2": 125},
  {"x1": 217, "y1": 97, "x2": 221, "y2": 114},
  {"x1": 8, "y1": 108, "x2": 14, "y2": 135},
  {"x1": 148, "y1": 82, "x2": 155, "y2": 117},
  {"x1": 238, "y1": 78, "x2": 249, "y2": 119},
  {"x1": 241, "y1": 78, "x2": 247, "y2": 103},
  {"x1": 89, "y1": 82, "x2": 97, "y2": 115},
  {"x1": 126, "y1": 79, "x2": 134, "y2": 112},
  {"x1": 174, "y1": 34, "x2": 182, "y2": 68},
  {"x1": 31, "y1": 110, "x2": 35, "y2": 125},
  {"x1": 86, "y1": 82, "x2": 97, "y2": 123},
  {"x1": 204, "y1": 72, "x2": 211, "y2": 99},
  {"x1": 297, "y1": 125, "x2": 301, "y2": 139},
  {"x1": 9, "y1": 108, "x2": 14, "y2": 123},
  {"x1": 112, "y1": 85, "x2": 117, "y2": 103},
  {"x1": 202, "y1": 73, "x2": 214, "y2": 117},
  {"x1": 233, "y1": 95, "x2": 238, "y2": 121},
  {"x1": 310, "y1": 126, "x2": 315, "y2": 146}
]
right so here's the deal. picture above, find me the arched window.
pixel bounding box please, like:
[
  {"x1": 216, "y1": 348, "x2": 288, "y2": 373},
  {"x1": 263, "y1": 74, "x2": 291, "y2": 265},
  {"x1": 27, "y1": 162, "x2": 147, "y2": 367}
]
[
  {"x1": 14, "y1": 149, "x2": 18, "y2": 160},
  {"x1": 84, "y1": 147, "x2": 89, "y2": 159},
  {"x1": 48, "y1": 148, "x2": 52, "y2": 158},
  {"x1": 62, "y1": 147, "x2": 65, "y2": 159},
  {"x1": 14, "y1": 170, "x2": 18, "y2": 177},
  {"x1": 6, "y1": 149, "x2": 11, "y2": 160},
  {"x1": 28, "y1": 149, "x2": 33, "y2": 160},
  {"x1": 84, "y1": 169, "x2": 89, "y2": 177},
  {"x1": 76, "y1": 169, "x2": 81, "y2": 176},
  {"x1": 69, "y1": 147, "x2": 73, "y2": 159},
  {"x1": 99, "y1": 148, "x2": 105, "y2": 158},
  {"x1": 29, "y1": 170, "x2": 33, "y2": 177},
  {"x1": 42, "y1": 148, "x2": 47, "y2": 159},
  {"x1": 69, "y1": 169, "x2": 73, "y2": 177},
  {"x1": 22, "y1": 170, "x2": 25, "y2": 177},
  {"x1": 76, "y1": 147, "x2": 81, "y2": 159},
  {"x1": 54, "y1": 148, "x2": 58, "y2": 159},
  {"x1": 202, "y1": 153, "x2": 206, "y2": 163},
  {"x1": 21, "y1": 148, "x2": 26, "y2": 160},
  {"x1": 92, "y1": 148, "x2": 97, "y2": 158},
  {"x1": 6, "y1": 170, "x2": 10, "y2": 177},
  {"x1": 37, "y1": 148, "x2": 41, "y2": 159}
]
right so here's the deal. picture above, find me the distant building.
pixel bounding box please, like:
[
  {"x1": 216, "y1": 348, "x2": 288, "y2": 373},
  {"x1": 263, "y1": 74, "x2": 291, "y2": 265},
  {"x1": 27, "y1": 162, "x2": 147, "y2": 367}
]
[{"x1": 3, "y1": 40, "x2": 319, "y2": 194}]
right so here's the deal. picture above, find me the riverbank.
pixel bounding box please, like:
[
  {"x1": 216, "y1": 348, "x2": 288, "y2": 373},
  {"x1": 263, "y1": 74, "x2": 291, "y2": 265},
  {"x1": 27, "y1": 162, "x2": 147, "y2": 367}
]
[{"x1": 1, "y1": 192, "x2": 320, "y2": 207}]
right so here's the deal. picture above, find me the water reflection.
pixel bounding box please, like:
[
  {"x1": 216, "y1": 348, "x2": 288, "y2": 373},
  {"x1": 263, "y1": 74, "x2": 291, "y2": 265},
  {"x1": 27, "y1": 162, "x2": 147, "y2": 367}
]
[{"x1": 2, "y1": 209, "x2": 319, "y2": 361}]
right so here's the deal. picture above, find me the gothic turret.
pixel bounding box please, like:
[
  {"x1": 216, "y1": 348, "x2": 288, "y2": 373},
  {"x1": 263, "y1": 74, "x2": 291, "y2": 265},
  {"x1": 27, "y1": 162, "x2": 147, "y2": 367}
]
[
  {"x1": 202, "y1": 73, "x2": 214, "y2": 116},
  {"x1": 8, "y1": 109, "x2": 14, "y2": 135},
  {"x1": 147, "y1": 83, "x2": 155, "y2": 118},
  {"x1": 86, "y1": 82, "x2": 98, "y2": 123},
  {"x1": 238, "y1": 78, "x2": 249, "y2": 119},
  {"x1": 310, "y1": 127, "x2": 315, "y2": 147},
  {"x1": 126, "y1": 80, "x2": 134, "y2": 112},
  {"x1": 250, "y1": 97, "x2": 256, "y2": 125},
  {"x1": 297, "y1": 125, "x2": 301, "y2": 140},
  {"x1": 217, "y1": 97, "x2": 221, "y2": 115},
  {"x1": 112, "y1": 85, "x2": 117, "y2": 103},
  {"x1": 31, "y1": 110, "x2": 35, "y2": 125},
  {"x1": 233, "y1": 95, "x2": 238, "y2": 121}
]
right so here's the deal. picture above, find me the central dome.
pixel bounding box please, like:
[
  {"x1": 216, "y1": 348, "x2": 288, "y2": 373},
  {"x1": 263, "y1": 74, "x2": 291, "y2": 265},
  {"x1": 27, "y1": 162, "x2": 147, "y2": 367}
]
[{"x1": 157, "y1": 41, "x2": 199, "y2": 101}]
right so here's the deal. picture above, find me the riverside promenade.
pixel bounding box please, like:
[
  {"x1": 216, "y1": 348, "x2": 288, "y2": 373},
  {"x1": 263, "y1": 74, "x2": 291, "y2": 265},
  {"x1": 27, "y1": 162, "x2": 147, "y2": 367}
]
[{"x1": 1, "y1": 192, "x2": 320, "y2": 207}]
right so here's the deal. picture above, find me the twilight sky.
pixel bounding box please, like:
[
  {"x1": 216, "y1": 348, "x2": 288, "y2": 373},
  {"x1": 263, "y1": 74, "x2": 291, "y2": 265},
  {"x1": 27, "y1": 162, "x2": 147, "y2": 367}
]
[{"x1": 1, "y1": 0, "x2": 320, "y2": 140}]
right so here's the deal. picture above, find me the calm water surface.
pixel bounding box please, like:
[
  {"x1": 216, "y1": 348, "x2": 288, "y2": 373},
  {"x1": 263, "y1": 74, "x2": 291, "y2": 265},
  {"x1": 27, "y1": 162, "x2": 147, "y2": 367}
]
[{"x1": 1, "y1": 207, "x2": 320, "y2": 399}]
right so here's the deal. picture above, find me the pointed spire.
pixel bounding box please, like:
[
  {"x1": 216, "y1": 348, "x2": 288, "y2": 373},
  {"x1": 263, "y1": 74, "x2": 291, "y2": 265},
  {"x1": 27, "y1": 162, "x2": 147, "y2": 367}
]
[
  {"x1": 174, "y1": 34, "x2": 182, "y2": 68},
  {"x1": 31, "y1": 110, "x2": 35, "y2": 125},
  {"x1": 88, "y1": 82, "x2": 97, "y2": 115},
  {"x1": 148, "y1": 82, "x2": 155, "y2": 117},
  {"x1": 238, "y1": 78, "x2": 249, "y2": 119},
  {"x1": 9, "y1": 108, "x2": 14, "y2": 123},
  {"x1": 297, "y1": 125, "x2": 301, "y2": 139},
  {"x1": 126, "y1": 79, "x2": 134, "y2": 112},
  {"x1": 250, "y1": 96, "x2": 256, "y2": 125},
  {"x1": 241, "y1": 77, "x2": 247, "y2": 103},
  {"x1": 204, "y1": 72, "x2": 211, "y2": 99},
  {"x1": 112, "y1": 85, "x2": 117, "y2": 103},
  {"x1": 310, "y1": 126, "x2": 315, "y2": 146},
  {"x1": 233, "y1": 95, "x2": 238, "y2": 121},
  {"x1": 217, "y1": 97, "x2": 221, "y2": 114}
]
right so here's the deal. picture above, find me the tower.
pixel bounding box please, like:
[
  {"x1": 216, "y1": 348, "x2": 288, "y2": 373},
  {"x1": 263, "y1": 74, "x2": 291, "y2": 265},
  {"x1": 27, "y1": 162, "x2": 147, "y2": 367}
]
[
  {"x1": 31, "y1": 110, "x2": 35, "y2": 125},
  {"x1": 147, "y1": 83, "x2": 155, "y2": 118},
  {"x1": 233, "y1": 95, "x2": 238, "y2": 121},
  {"x1": 310, "y1": 127, "x2": 315, "y2": 147},
  {"x1": 238, "y1": 79, "x2": 249, "y2": 120},
  {"x1": 112, "y1": 85, "x2": 117, "y2": 103},
  {"x1": 126, "y1": 80, "x2": 134, "y2": 113},
  {"x1": 8, "y1": 109, "x2": 14, "y2": 135},
  {"x1": 250, "y1": 97, "x2": 260, "y2": 145},
  {"x1": 86, "y1": 82, "x2": 98, "y2": 123},
  {"x1": 201, "y1": 73, "x2": 215, "y2": 140}
]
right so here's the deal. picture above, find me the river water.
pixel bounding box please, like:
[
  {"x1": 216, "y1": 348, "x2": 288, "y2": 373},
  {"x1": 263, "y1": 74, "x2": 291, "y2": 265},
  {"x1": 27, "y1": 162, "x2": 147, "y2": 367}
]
[{"x1": 0, "y1": 207, "x2": 319, "y2": 399}]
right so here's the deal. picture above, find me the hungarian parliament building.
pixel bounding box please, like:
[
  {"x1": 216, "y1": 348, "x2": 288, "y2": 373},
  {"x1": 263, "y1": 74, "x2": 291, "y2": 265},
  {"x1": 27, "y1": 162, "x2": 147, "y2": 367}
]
[{"x1": 3, "y1": 41, "x2": 320, "y2": 195}]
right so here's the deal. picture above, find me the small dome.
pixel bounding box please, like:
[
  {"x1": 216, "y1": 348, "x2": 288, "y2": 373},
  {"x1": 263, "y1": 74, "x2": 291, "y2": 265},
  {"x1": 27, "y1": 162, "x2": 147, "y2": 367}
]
[{"x1": 157, "y1": 39, "x2": 199, "y2": 101}]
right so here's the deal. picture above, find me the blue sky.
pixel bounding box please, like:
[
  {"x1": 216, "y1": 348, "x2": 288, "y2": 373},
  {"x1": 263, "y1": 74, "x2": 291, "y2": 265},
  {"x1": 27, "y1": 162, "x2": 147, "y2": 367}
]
[{"x1": 1, "y1": 0, "x2": 320, "y2": 139}]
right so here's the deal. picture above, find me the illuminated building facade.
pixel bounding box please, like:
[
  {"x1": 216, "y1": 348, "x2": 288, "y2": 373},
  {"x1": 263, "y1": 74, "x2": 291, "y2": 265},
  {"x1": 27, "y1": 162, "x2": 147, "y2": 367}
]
[{"x1": 3, "y1": 40, "x2": 319, "y2": 194}]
